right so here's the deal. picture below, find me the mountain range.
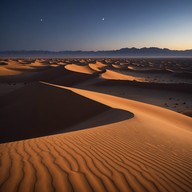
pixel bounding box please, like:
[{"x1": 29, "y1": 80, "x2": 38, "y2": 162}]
[{"x1": 0, "y1": 47, "x2": 192, "y2": 58}]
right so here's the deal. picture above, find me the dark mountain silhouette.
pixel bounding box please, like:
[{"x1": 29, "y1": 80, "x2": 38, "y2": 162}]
[{"x1": 0, "y1": 47, "x2": 192, "y2": 58}]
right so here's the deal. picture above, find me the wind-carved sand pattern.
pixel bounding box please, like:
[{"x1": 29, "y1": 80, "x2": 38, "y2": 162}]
[
  {"x1": 0, "y1": 58, "x2": 192, "y2": 192},
  {"x1": 0, "y1": 121, "x2": 192, "y2": 192}
]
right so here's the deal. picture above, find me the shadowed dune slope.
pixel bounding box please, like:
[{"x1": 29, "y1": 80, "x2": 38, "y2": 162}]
[
  {"x1": 1, "y1": 59, "x2": 192, "y2": 192},
  {"x1": 0, "y1": 82, "x2": 133, "y2": 143},
  {"x1": 0, "y1": 83, "x2": 192, "y2": 192},
  {"x1": 0, "y1": 64, "x2": 96, "y2": 85},
  {"x1": 43, "y1": 82, "x2": 192, "y2": 132},
  {"x1": 31, "y1": 65, "x2": 97, "y2": 86}
]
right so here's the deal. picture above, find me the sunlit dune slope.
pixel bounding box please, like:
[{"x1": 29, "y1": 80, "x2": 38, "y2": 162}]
[
  {"x1": 0, "y1": 60, "x2": 51, "y2": 82},
  {"x1": 0, "y1": 67, "x2": 22, "y2": 76},
  {"x1": 65, "y1": 64, "x2": 95, "y2": 74},
  {"x1": 1, "y1": 82, "x2": 191, "y2": 191},
  {"x1": 3, "y1": 60, "x2": 50, "y2": 72},
  {"x1": 0, "y1": 63, "x2": 97, "y2": 85},
  {"x1": 101, "y1": 69, "x2": 141, "y2": 81},
  {"x1": 0, "y1": 58, "x2": 192, "y2": 192},
  {"x1": 88, "y1": 61, "x2": 107, "y2": 72},
  {"x1": 43, "y1": 82, "x2": 192, "y2": 132}
]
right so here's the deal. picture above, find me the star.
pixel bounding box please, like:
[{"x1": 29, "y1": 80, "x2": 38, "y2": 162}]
[
  {"x1": 102, "y1": 18, "x2": 105, "y2": 21},
  {"x1": 40, "y1": 19, "x2": 43, "y2": 22}
]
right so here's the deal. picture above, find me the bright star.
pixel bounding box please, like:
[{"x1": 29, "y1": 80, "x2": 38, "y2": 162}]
[
  {"x1": 102, "y1": 18, "x2": 105, "y2": 21},
  {"x1": 40, "y1": 19, "x2": 43, "y2": 22}
]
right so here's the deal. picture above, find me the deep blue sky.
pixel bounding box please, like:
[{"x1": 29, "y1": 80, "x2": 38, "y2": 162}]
[{"x1": 0, "y1": 0, "x2": 192, "y2": 51}]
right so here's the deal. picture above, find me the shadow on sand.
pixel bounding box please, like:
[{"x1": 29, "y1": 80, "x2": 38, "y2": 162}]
[{"x1": 0, "y1": 82, "x2": 133, "y2": 143}]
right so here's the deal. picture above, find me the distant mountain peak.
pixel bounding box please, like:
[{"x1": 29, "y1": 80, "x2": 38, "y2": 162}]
[{"x1": 0, "y1": 47, "x2": 192, "y2": 58}]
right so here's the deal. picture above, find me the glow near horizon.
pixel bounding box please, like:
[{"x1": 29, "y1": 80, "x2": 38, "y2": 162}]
[
  {"x1": 0, "y1": 0, "x2": 191, "y2": 51},
  {"x1": 45, "y1": 9, "x2": 192, "y2": 51}
]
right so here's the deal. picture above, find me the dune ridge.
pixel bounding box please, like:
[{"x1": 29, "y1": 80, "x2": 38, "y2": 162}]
[
  {"x1": 65, "y1": 64, "x2": 95, "y2": 74},
  {"x1": 0, "y1": 82, "x2": 192, "y2": 191},
  {"x1": 0, "y1": 58, "x2": 192, "y2": 192},
  {"x1": 0, "y1": 82, "x2": 120, "y2": 143},
  {"x1": 42, "y1": 82, "x2": 192, "y2": 131},
  {"x1": 88, "y1": 61, "x2": 107, "y2": 72}
]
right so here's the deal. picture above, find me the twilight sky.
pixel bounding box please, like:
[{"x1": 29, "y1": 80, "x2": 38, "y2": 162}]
[{"x1": 0, "y1": 0, "x2": 192, "y2": 51}]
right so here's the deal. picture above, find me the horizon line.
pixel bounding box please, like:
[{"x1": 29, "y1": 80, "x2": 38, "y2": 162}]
[{"x1": 1, "y1": 47, "x2": 192, "y2": 52}]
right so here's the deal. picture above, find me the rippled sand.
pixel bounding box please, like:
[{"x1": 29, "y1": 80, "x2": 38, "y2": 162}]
[{"x1": 0, "y1": 58, "x2": 192, "y2": 192}]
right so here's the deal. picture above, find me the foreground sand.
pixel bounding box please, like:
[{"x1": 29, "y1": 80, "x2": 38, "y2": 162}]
[
  {"x1": 0, "y1": 58, "x2": 192, "y2": 191},
  {"x1": 0, "y1": 82, "x2": 192, "y2": 191}
]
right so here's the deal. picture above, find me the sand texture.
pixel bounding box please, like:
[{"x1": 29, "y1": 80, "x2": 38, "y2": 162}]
[{"x1": 0, "y1": 58, "x2": 192, "y2": 192}]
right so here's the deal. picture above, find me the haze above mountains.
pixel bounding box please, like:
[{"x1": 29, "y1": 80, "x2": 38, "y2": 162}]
[{"x1": 1, "y1": 47, "x2": 192, "y2": 58}]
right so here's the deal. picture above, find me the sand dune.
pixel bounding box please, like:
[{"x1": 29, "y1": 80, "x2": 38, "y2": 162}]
[
  {"x1": 101, "y1": 69, "x2": 142, "y2": 81},
  {"x1": 0, "y1": 82, "x2": 192, "y2": 192},
  {"x1": 0, "y1": 63, "x2": 96, "y2": 86},
  {"x1": 112, "y1": 64, "x2": 121, "y2": 69},
  {"x1": 0, "y1": 66, "x2": 22, "y2": 76},
  {"x1": 88, "y1": 61, "x2": 106, "y2": 72},
  {"x1": 0, "y1": 61, "x2": 8, "y2": 66},
  {"x1": 65, "y1": 64, "x2": 95, "y2": 74},
  {"x1": 0, "y1": 82, "x2": 114, "y2": 143},
  {"x1": 0, "y1": 59, "x2": 52, "y2": 83},
  {"x1": 0, "y1": 58, "x2": 192, "y2": 192},
  {"x1": 33, "y1": 65, "x2": 96, "y2": 87},
  {"x1": 43, "y1": 82, "x2": 192, "y2": 131},
  {"x1": 5, "y1": 60, "x2": 38, "y2": 71},
  {"x1": 46, "y1": 66, "x2": 97, "y2": 86}
]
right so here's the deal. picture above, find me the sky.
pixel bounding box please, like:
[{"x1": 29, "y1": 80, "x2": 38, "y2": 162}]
[{"x1": 0, "y1": 0, "x2": 192, "y2": 51}]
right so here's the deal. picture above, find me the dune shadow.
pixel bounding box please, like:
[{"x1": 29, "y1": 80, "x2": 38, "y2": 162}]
[
  {"x1": 0, "y1": 82, "x2": 133, "y2": 143},
  {"x1": 62, "y1": 108, "x2": 134, "y2": 134},
  {"x1": 0, "y1": 65, "x2": 97, "y2": 85},
  {"x1": 0, "y1": 61, "x2": 8, "y2": 66}
]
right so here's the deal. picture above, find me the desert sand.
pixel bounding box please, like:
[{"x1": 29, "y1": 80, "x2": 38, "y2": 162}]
[{"x1": 0, "y1": 58, "x2": 192, "y2": 192}]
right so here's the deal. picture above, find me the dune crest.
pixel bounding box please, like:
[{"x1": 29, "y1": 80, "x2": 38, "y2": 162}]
[
  {"x1": 65, "y1": 64, "x2": 95, "y2": 74},
  {"x1": 0, "y1": 58, "x2": 192, "y2": 192},
  {"x1": 0, "y1": 81, "x2": 192, "y2": 191},
  {"x1": 1, "y1": 82, "x2": 121, "y2": 143},
  {"x1": 101, "y1": 69, "x2": 143, "y2": 81},
  {"x1": 88, "y1": 61, "x2": 106, "y2": 72}
]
